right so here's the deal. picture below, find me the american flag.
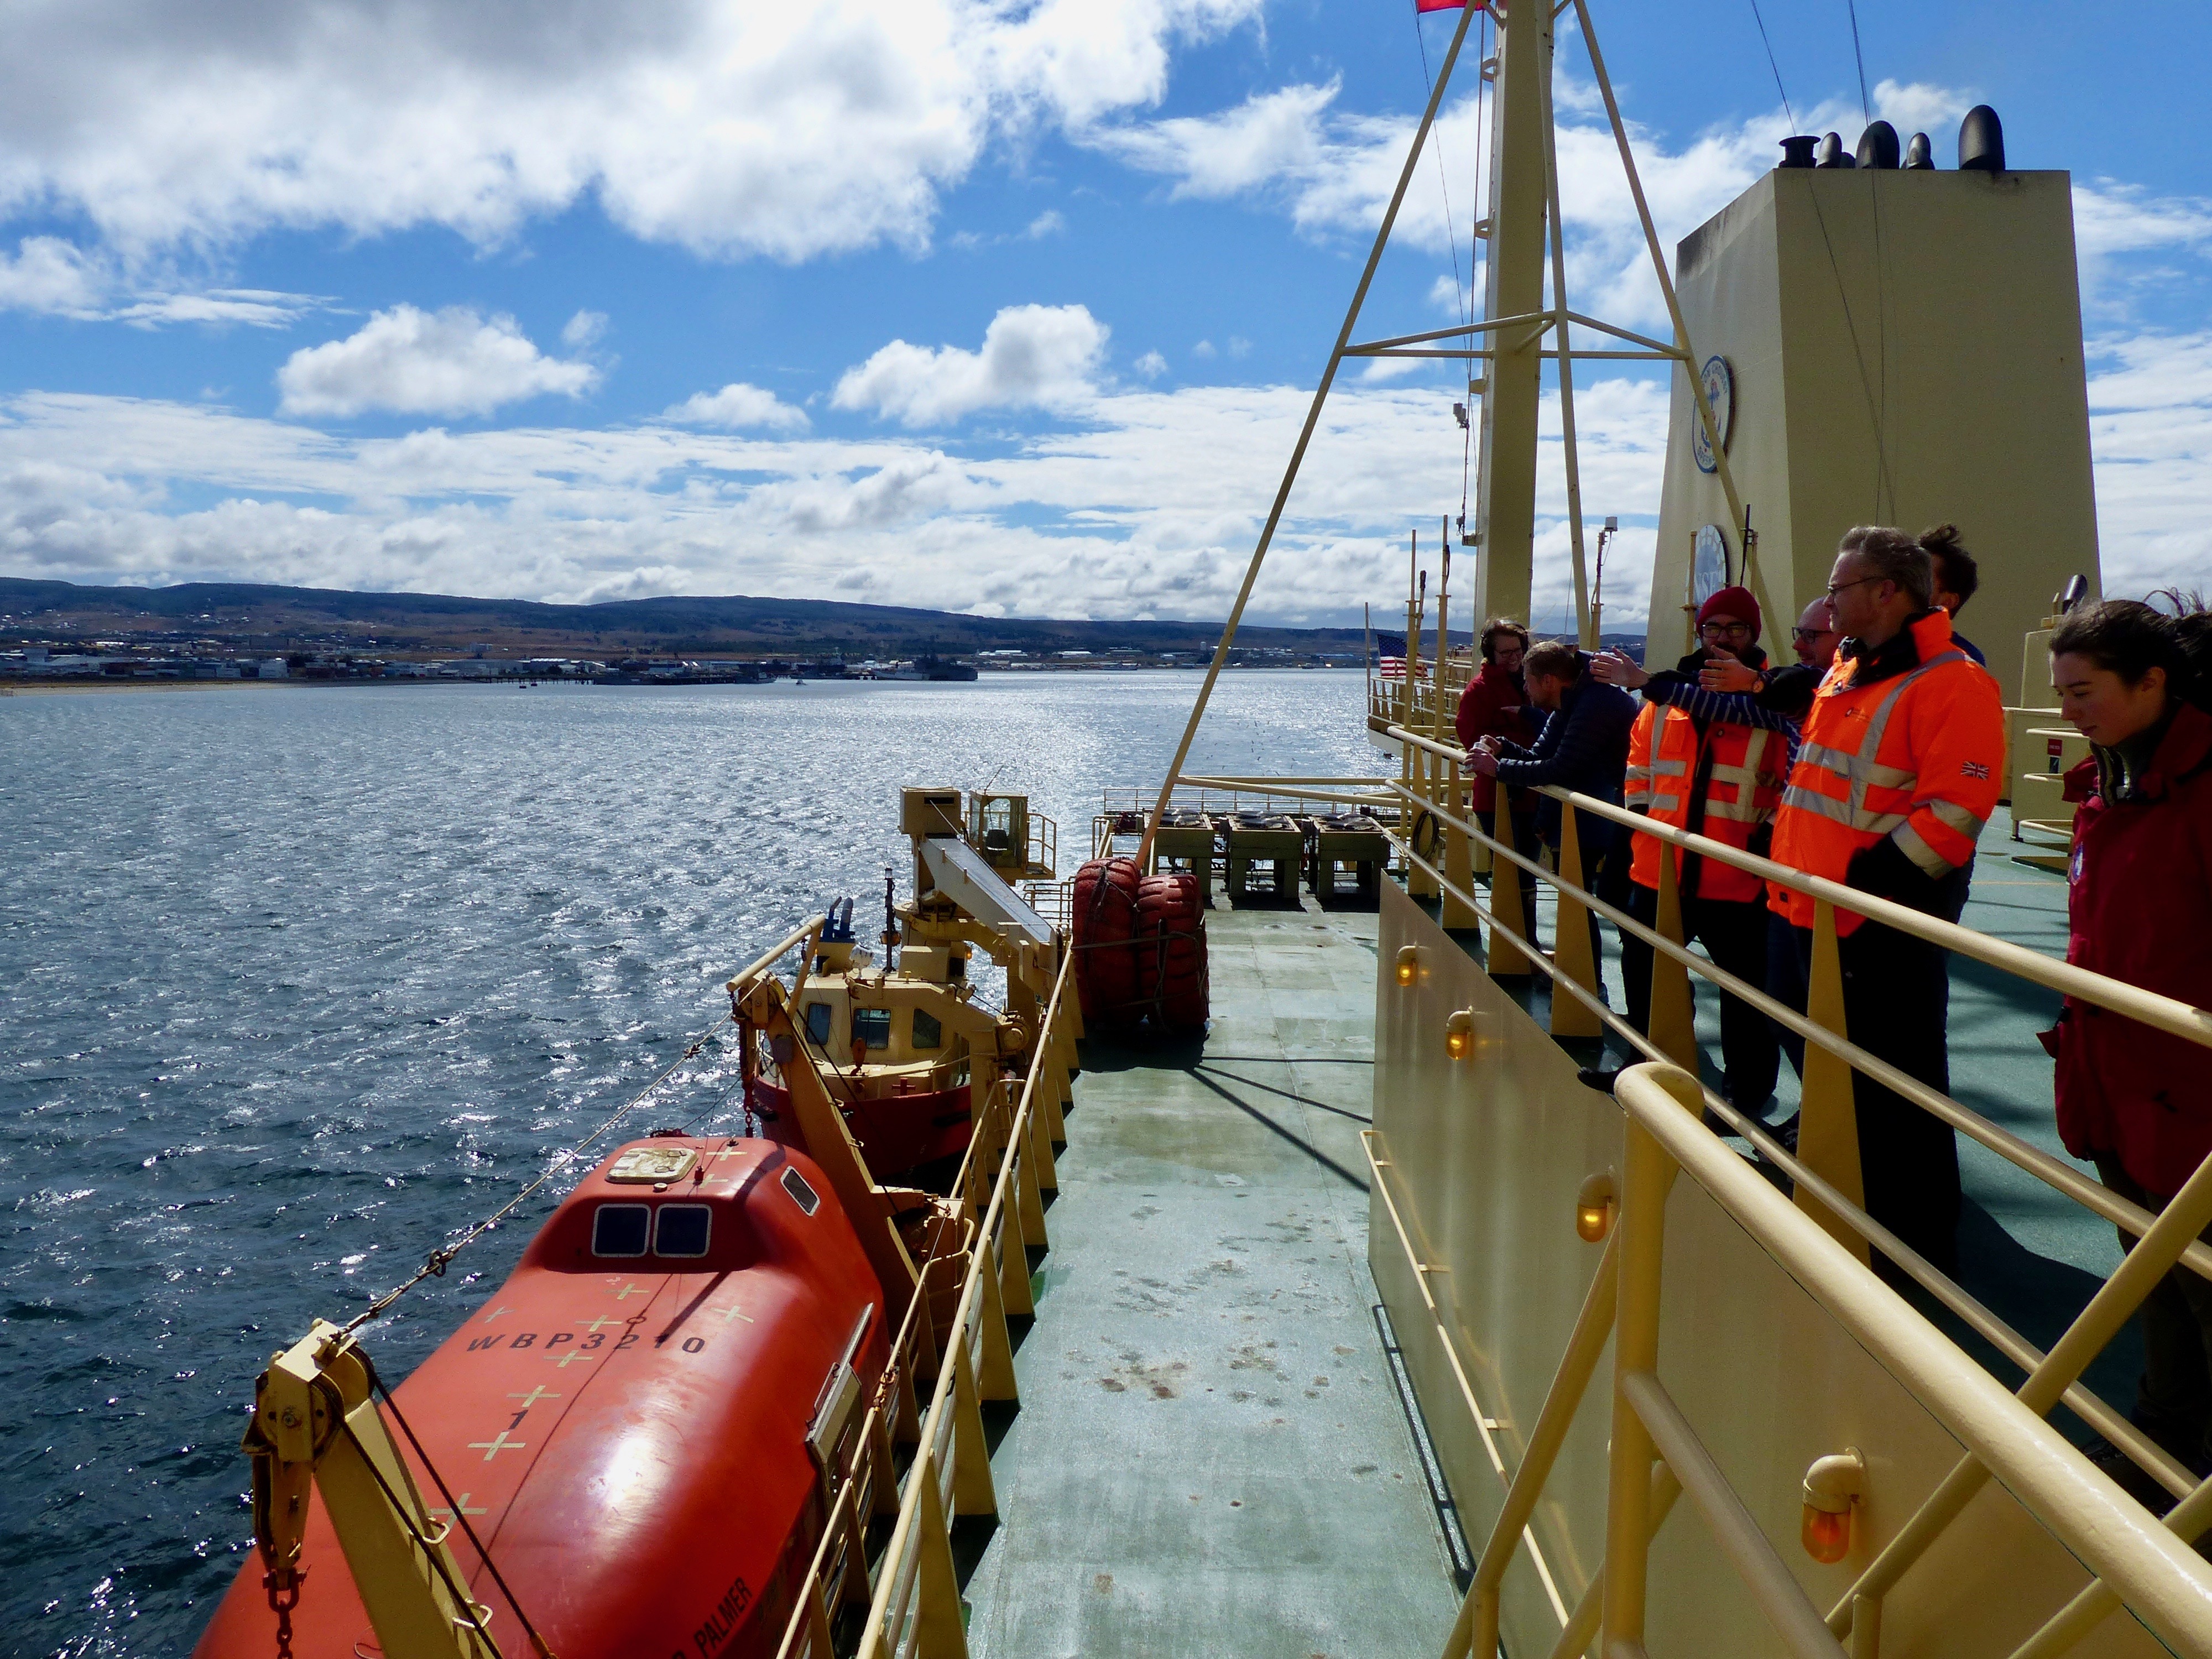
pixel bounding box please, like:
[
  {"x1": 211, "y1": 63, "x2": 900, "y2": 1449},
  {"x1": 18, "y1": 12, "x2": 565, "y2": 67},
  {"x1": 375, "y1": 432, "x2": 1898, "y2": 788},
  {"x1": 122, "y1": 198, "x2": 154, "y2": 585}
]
[{"x1": 1379, "y1": 656, "x2": 1406, "y2": 681}]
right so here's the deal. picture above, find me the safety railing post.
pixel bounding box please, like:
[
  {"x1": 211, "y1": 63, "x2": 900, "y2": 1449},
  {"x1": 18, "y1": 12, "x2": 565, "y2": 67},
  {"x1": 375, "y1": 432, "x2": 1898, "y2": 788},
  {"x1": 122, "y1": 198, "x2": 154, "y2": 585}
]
[
  {"x1": 1601, "y1": 1067, "x2": 1696, "y2": 1651},
  {"x1": 1039, "y1": 1050, "x2": 1068, "y2": 1145},
  {"x1": 1795, "y1": 899, "x2": 1870, "y2": 1264},
  {"x1": 1442, "y1": 757, "x2": 1479, "y2": 930},
  {"x1": 1486, "y1": 781, "x2": 1534, "y2": 976},
  {"x1": 950, "y1": 1337, "x2": 998, "y2": 1517},
  {"x1": 1550, "y1": 802, "x2": 1601, "y2": 1037},
  {"x1": 1645, "y1": 842, "x2": 1697, "y2": 1071},
  {"x1": 1025, "y1": 1082, "x2": 1058, "y2": 1193},
  {"x1": 910, "y1": 1454, "x2": 972, "y2": 1659},
  {"x1": 975, "y1": 1230, "x2": 1020, "y2": 1404},
  {"x1": 1013, "y1": 1131, "x2": 1048, "y2": 1251},
  {"x1": 1409, "y1": 745, "x2": 1440, "y2": 898}
]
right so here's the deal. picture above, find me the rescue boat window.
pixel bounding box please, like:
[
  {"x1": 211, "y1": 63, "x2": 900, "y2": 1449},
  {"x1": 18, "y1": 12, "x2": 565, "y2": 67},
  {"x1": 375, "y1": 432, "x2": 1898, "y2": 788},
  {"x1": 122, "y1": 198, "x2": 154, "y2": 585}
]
[
  {"x1": 911, "y1": 1009, "x2": 943, "y2": 1051},
  {"x1": 592, "y1": 1203, "x2": 650, "y2": 1258},
  {"x1": 947, "y1": 953, "x2": 966, "y2": 980},
  {"x1": 803, "y1": 1001, "x2": 833, "y2": 1046},
  {"x1": 852, "y1": 1008, "x2": 891, "y2": 1051},
  {"x1": 654, "y1": 1204, "x2": 711, "y2": 1258},
  {"x1": 782, "y1": 1166, "x2": 821, "y2": 1216}
]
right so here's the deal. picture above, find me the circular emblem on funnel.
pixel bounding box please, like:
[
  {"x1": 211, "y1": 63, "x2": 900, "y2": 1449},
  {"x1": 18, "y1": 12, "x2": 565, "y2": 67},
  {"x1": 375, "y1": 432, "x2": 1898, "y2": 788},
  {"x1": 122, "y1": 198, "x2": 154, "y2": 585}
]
[{"x1": 1692, "y1": 354, "x2": 1734, "y2": 474}]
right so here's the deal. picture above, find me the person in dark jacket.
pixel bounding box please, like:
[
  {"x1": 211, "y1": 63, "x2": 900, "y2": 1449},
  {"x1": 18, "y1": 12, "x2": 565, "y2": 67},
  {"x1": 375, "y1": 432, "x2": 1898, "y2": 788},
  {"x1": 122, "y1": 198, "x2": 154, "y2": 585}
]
[
  {"x1": 1468, "y1": 639, "x2": 1637, "y2": 999},
  {"x1": 2042, "y1": 598, "x2": 2212, "y2": 1486},
  {"x1": 1922, "y1": 524, "x2": 1986, "y2": 667}
]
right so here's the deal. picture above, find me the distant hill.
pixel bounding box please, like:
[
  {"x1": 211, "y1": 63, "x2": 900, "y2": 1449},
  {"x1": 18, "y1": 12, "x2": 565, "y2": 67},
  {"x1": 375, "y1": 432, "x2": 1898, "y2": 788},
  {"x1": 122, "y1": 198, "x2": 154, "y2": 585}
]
[{"x1": 0, "y1": 576, "x2": 1451, "y2": 659}]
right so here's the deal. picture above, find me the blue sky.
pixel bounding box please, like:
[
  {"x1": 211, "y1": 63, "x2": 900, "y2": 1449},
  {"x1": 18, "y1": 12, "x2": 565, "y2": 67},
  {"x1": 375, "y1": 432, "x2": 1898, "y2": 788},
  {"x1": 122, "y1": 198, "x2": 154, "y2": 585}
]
[{"x1": 0, "y1": 0, "x2": 2204, "y2": 630}]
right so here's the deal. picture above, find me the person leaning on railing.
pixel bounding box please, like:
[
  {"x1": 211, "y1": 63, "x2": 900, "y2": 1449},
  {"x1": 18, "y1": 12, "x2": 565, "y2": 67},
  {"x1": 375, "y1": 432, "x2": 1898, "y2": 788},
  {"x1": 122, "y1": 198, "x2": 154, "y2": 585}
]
[
  {"x1": 1455, "y1": 617, "x2": 1542, "y2": 920},
  {"x1": 1583, "y1": 586, "x2": 1792, "y2": 1116},
  {"x1": 1763, "y1": 526, "x2": 2006, "y2": 1280},
  {"x1": 2042, "y1": 596, "x2": 2212, "y2": 1493},
  {"x1": 1467, "y1": 638, "x2": 1638, "y2": 1005}
]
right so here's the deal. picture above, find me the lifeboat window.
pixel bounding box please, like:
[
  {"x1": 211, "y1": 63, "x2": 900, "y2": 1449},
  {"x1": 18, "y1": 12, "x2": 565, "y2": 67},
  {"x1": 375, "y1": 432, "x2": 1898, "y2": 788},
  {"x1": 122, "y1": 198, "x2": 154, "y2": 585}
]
[
  {"x1": 654, "y1": 1204, "x2": 712, "y2": 1258},
  {"x1": 782, "y1": 1166, "x2": 821, "y2": 1216},
  {"x1": 911, "y1": 1009, "x2": 943, "y2": 1051},
  {"x1": 803, "y1": 1001, "x2": 833, "y2": 1046},
  {"x1": 852, "y1": 1008, "x2": 891, "y2": 1051},
  {"x1": 947, "y1": 953, "x2": 965, "y2": 980},
  {"x1": 592, "y1": 1203, "x2": 650, "y2": 1258}
]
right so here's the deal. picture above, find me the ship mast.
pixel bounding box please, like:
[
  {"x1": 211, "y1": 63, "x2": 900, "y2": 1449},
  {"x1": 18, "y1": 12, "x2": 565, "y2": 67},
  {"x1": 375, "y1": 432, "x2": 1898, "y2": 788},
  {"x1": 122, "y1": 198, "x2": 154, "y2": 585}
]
[{"x1": 1140, "y1": 0, "x2": 1752, "y2": 865}]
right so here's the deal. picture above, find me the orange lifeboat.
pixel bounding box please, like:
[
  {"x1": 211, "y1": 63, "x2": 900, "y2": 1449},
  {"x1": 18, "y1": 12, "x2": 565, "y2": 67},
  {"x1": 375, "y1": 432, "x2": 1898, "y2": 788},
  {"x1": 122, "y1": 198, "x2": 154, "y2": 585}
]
[{"x1": 193, "y1": 1135, "x2": 890, "y2": 1659}]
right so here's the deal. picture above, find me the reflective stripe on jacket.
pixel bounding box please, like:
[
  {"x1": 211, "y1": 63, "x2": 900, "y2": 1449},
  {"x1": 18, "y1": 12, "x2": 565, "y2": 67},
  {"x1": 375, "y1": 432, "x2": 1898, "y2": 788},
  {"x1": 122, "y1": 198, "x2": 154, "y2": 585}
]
[
  {"x1": 1627, "y1": 700, "x2": 1788, "y2": 904},
  {"x1": 1767, "y1": 609, "x2": 2005, "y2": 933}
]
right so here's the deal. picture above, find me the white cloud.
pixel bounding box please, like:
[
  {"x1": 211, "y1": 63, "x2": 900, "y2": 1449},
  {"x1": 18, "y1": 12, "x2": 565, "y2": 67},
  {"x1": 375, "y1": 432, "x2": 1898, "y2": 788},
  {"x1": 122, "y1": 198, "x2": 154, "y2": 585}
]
[
  {"x1": 0, "y1": 315, "x2": 2205, "y2": 629},
  {"x1": 0, "y1": 236, "x2": 317, "y2": 326},
  {"x1": 1134, "y1": 349, "x2": 1167, "y2": 379},
  {"x1": 661, "y1": 382, "x2": 810, "y2": 432},
  {"x1": 1192, "y1": 339, "x2": 1216, "y2": 358},
  {"x1": 832, "y1": 303, "x2": 1108, "y2": 426},
  {"x1": 0, "y1": 236, "x2": 106, "y2": 316},
  {"x1": 1024, "y1": 209, "x2": 1067, "y2": 239},
  {"x1": 561, "y1": 309, "x2": 608, "y2": 350},
  {"x1": 276, "y1": 305, "x2": 601, "y2": 419},
  {"x1": 0, "y1": 0, "x2": 1261, "y2": 264}
]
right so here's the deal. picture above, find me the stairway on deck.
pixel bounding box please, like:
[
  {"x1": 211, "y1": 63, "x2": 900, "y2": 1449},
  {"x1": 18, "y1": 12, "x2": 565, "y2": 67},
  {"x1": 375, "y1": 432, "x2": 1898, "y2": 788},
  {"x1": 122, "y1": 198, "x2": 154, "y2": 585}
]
[{"x1": 959, "y1": 896, "x2": 1463, "y2": 1658}]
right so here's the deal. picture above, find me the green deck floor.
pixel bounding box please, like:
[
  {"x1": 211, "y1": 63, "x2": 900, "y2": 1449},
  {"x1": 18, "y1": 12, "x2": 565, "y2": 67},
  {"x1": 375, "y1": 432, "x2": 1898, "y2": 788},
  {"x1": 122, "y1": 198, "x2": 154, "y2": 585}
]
[{"x1": 959, "y1": 898, "x2": 1465, "y2": 1658}]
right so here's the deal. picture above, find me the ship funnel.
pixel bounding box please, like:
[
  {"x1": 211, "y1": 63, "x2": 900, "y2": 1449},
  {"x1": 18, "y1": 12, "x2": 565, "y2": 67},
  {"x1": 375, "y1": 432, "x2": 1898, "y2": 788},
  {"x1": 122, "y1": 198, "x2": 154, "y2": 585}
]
[
  {"x1": 1903, "y1": 131, "x2": 1934, "y2": 169},
  {"x1": 1855, "y1": 121, "x2": 1901, "y2": 170},
  {"x1": 1815, "y1": 132, "x2": 1855, "y2": 169},
  {"x1": 1777, "y1": 134, "x2": 1818, "y2": 169},
  {"x1": 1959, "y1": 105, "x2": 2006, "y2": 173}
]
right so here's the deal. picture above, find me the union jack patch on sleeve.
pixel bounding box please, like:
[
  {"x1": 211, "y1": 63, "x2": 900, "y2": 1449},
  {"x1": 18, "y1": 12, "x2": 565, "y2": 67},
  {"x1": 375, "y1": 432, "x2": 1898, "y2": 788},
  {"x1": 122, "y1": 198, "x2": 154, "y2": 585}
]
[{"x1": 1960, "y1": 760, "x2": 1990, "y2": 780}]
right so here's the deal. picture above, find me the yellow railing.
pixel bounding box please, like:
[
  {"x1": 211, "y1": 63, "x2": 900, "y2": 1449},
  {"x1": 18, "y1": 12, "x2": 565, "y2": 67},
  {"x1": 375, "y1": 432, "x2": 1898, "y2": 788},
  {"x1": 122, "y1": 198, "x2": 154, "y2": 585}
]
[
  {"x1": 1438, "y1": 1063, "x2": 2212, "y2": 1659},
  {"x1": 1361, "y1": 721, "x2": 2212, "y2": 1657},
  {"x1": 769, "y1": 944, "x2": 1075, "y2": 1659}
]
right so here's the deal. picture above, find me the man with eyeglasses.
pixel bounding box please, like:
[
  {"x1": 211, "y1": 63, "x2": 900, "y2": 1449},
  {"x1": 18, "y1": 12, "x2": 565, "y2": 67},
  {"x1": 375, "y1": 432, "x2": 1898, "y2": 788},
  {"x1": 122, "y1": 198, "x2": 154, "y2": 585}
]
[
  {"x1": 1763, "y1": 526, "x2": 2006, "y2": 1280},
  {"x1": 1584, "y1": 587, "x2": 1791, "y2": 1113}
]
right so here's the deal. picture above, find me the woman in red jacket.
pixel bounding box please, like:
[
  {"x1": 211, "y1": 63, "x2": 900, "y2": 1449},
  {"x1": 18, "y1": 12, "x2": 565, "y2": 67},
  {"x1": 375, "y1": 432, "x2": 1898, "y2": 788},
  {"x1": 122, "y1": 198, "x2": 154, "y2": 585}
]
[
  {"x1": 2044, "y1": 597, "x2": 2212, "y2": 1491},
  {"x1": 1455, "y1": 618, "x2": 1540, "y2": 914}
]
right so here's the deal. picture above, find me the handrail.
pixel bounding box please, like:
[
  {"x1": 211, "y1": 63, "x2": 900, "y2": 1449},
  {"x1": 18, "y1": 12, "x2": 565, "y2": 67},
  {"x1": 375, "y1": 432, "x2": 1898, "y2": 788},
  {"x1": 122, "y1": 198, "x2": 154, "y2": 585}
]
[
  {"x1": 1382, "y1": 769, "x2": 2212, "y2": 1291},
  {"x1": 727, "y1": 916, "x2": 827, "y2": 994},
  {"x1": 854, "y1": 943, "x2": 1077, "y2": 1659},
  {"x1": 1608, "y1": 1064, "x2": 2212, "y2": 1655},
  {"x1": 1385, "y1": 721, "x2": 2212, "y2": 1053},
  {"x1": 1384, "y1": 815, "x2": 2203, "y2": 1498}
]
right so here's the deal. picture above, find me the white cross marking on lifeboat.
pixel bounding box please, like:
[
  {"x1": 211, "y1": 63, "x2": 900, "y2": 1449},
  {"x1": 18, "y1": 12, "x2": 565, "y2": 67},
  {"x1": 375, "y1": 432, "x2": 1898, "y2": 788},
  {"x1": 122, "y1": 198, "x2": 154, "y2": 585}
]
[
  {"x1": 430, "y1": 1493, "x2": 488, "y2": 1519},
  {"x1": 718, "y1": 1303, "x2": 753, "y2": 1325},
  {"x1": 467, "y1": 1432, "x2": 526, "y2": 1462},
  {"x1": 577, "y1": 1315, "x2": 623, "y2": 1333},
  {"x1": 550, "y1": 1349, "x2": 595, "y2": 1369},
  {"x1": 612, "y1": 1282, "x2": 647, "y2": 1301},
  {"x1": 712, "y1": 1146, "x2": 747, "y2": 1161},
  {"x1": 481, "y1": 1307, "x2": 516, "y2": 1323},
  {"x1": 506, "y1": 1387, "x2": 560, "y2": 1409}
]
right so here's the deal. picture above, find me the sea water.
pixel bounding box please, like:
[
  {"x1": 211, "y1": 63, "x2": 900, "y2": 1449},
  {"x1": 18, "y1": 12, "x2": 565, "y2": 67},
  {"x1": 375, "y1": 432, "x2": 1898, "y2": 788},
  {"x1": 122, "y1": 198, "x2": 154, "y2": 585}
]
[{"x1": 0, "y1": 671, "x2": 1376, "y2": 1656}]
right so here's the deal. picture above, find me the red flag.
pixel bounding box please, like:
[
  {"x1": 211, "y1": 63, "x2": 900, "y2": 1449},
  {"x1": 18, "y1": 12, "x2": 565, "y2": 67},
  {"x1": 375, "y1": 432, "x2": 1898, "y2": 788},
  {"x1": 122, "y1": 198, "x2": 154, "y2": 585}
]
[{"x1": 1415, "y1": 0, "x2": 1467, "y2": 11}]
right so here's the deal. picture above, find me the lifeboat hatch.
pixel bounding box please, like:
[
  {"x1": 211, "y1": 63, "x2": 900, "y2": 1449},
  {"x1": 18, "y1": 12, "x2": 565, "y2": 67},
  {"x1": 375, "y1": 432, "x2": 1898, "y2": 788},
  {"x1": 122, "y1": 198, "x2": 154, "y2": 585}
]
[
  {"x1": 807, "y1": 1306, "x2": 872, "y2": 1468},
  {"x1": 607, "y1": 1145, "x2": 698, "y2": 1183}
]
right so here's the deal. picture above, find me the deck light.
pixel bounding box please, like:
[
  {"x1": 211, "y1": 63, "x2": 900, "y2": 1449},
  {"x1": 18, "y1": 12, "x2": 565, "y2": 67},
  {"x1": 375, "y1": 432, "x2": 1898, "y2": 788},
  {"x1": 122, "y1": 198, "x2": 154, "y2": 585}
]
[
  {"x1": 1394, "y1": 946, "x2": 1420, "y2": 988},
  {"x1": 1444, "y1": 1009, "x2": 1474, "y2": 1061},
  {"x1": 1574, "y1": 1173, "x2": 1616, "y2": 1243},
  {"x1": 1800, "y1": 1449, "x2": 1866, "y2": 1564}
]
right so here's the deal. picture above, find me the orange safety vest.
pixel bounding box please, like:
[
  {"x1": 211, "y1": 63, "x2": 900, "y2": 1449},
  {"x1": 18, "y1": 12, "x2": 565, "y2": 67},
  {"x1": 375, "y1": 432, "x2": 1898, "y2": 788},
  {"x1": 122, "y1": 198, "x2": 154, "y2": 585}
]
[
  {"x1": 1625, "y1": 700, "x2": 1789, "y2": 904},
  {"x1": 1768, "y1": 609, "x2": 2005, "y2": 934}
]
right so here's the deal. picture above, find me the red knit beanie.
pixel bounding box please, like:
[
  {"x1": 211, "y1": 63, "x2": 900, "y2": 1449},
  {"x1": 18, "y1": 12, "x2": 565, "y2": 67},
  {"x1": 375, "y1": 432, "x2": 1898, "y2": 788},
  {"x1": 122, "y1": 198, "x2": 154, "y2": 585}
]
[{"x1": 1697, "y1": 585, "x2": 1760, "y2": 634}]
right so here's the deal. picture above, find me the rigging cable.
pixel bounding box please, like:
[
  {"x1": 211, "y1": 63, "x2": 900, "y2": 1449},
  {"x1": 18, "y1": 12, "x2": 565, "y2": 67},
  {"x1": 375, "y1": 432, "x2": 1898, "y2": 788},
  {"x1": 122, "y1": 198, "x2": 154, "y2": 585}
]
[
  {"x1": 1745, "y1": 0, "x2": 1894, "y2": 525},
  {"x1": 1413, "y1": 0, "x2": 1480, "y2": 536},
  {"x1": 341, "y1": 1000, "x2": 753, "y2": 1337}
]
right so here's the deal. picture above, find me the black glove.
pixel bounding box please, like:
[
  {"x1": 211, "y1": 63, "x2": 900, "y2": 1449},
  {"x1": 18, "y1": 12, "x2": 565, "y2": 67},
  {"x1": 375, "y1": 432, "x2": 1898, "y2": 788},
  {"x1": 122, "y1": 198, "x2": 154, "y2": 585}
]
[{"x1": 1844, "y1": 834, "x2": 1938, "y2": 908}]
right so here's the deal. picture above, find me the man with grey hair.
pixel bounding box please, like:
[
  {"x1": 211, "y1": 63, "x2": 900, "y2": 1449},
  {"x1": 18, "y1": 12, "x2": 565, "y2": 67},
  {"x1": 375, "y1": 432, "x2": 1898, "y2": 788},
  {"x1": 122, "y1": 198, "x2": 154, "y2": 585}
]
[{"x1": 1761, "y1": 525, "x2": 2006, "y2": 1280}]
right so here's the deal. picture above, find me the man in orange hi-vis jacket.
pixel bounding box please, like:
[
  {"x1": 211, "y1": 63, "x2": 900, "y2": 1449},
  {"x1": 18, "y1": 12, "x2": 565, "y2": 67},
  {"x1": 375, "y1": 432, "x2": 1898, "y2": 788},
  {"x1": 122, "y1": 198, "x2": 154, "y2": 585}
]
[{"x1": 1768, "y1": 525, "x2": 2006, "y2": 1279}]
